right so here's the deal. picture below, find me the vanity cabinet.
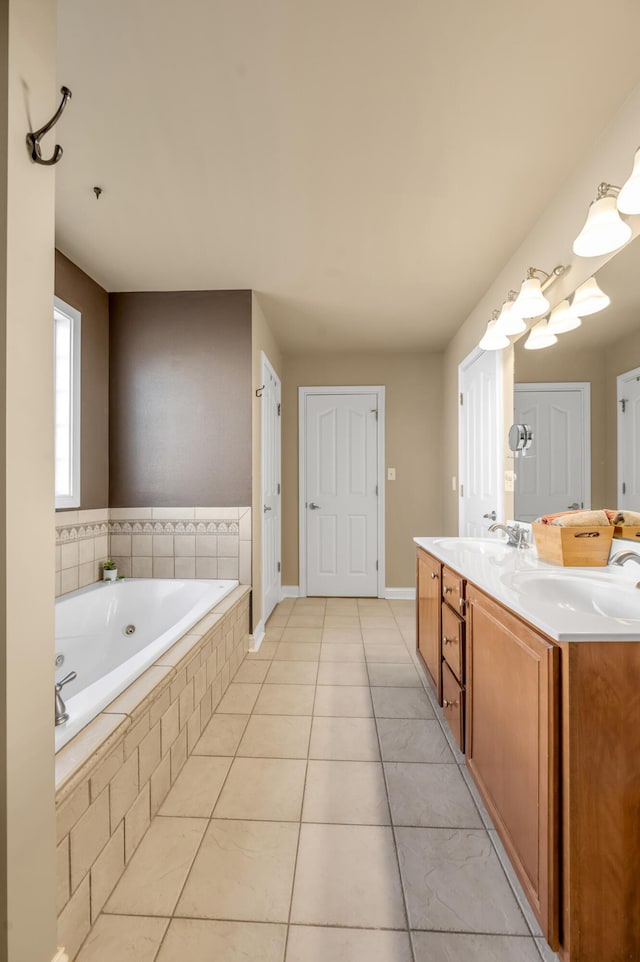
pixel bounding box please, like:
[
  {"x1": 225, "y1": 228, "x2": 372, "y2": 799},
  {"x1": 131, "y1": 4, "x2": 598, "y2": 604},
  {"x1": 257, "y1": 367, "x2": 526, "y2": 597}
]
[
  {"x1": 466, "y1": 585, "x2": 560, "y2": 947},
  {"x1": 416, "y1": 548, "x2": 441, "y2": 700}
]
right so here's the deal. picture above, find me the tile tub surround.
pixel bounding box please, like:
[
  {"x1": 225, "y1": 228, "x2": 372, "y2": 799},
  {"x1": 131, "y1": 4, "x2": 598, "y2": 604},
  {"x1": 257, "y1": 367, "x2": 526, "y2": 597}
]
[
  {"x1": 70, "y1": 596, "x2": 554, "y2": 962},
  {"x1": 109, "y1": 507, "x2": 251, "y2": 584},
  {"x1": 56, "y1": 509, "x2": 110, "y2": 597},
  {"x1": 55, "y1": 585, "x2": 250, "y2": 960}
]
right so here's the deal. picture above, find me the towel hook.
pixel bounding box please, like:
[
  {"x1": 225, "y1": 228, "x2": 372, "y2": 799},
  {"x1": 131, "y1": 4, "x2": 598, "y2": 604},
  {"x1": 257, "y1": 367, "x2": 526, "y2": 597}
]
[
  {"x1": 255, "y1": 385, "x2": 265, "y2": 398},
  {"x1": 26, "y1": 86, "x2": 72, "y2": 166}
]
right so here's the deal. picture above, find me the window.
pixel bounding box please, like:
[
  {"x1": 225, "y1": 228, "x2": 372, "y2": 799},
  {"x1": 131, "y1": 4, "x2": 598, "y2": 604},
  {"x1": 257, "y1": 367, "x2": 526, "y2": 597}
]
[{"x1": 54, "y1": 297, "x2": 81, "y2": 509}]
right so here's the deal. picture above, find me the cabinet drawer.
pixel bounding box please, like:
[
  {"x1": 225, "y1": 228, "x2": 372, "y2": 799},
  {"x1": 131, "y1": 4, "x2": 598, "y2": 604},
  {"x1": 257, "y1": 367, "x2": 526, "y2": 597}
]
[
  {"x1": 442, "y1": 566, "x2": 465, "y2": 616},
  {"x1": 442, "y1": 603, "x2": 464, "y2": 682},
  {"x1": 442, "y1": 661, "x2": 464, "y2": 752}
]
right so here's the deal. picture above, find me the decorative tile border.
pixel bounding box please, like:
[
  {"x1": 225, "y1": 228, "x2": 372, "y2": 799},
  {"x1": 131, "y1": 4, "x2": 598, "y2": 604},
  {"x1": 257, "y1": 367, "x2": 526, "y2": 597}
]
[{"x1": 110, "y1": 520, "x2": 240, "y2": 535}]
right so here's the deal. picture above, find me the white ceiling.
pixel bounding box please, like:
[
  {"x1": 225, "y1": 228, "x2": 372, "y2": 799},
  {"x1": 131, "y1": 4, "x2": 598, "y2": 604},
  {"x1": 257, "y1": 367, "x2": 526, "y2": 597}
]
[{"x1": 56, "y1": 0, "x2": 640, "y2": 353}]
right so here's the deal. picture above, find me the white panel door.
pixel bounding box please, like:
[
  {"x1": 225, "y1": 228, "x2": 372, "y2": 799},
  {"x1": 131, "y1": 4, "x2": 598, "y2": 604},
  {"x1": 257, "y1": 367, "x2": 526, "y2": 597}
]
[
  {"x1": 618, "y1": 368, "x2": 640, "y2": 510},
  {"x1": 305, "y1": 393, "x2": 378, "y2": 596},
  {"x1": 514, "y1": 384, "x2": 587, "y2": 522},
  {"x1": 459, "y1": 351, "x2": 501, "y2": 536},
  {"x1": 262, "y1": 355, "x2": 281, "y2": 622}
]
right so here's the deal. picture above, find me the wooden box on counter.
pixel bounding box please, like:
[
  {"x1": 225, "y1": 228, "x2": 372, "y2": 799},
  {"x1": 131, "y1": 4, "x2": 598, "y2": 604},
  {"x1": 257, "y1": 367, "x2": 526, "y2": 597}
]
[
  {"x1": 613, "y1": 523, "x2": 640, "y2": 541},
  {"x1": 532, "y1": 522, "x2": 613, "y2": 566}
]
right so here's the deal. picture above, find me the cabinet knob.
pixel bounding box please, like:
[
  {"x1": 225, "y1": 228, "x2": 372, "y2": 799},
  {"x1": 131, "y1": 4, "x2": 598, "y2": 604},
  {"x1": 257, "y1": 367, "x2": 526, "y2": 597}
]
[
  {"x1": 443, "y1": 699, "x2": 459, "y2": 709},
  {"x1": 443, "y1": 586, "x2": 453, "y2": 594},
  {"x1": 430, "y1": 572, "x2": 438, "y2": 580},
  {"x1": 443, "y1": 636, "x2": 454, "y2": 645}
]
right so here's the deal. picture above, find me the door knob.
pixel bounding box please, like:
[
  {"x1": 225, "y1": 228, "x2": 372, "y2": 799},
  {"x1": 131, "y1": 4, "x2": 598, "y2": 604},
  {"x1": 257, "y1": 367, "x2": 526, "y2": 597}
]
[
  {"x1": 568, "y1": 502, "x2": 581, "y2": 510},
  {"x1": 263, "y1": 505, "x2": 272, "y2": 513},
  {"x1": 308, "y1": 502, "x2": 321, "y2": 510},
  {"x1": 483, "y1": 511, "x2": 497, "y2": 521}
]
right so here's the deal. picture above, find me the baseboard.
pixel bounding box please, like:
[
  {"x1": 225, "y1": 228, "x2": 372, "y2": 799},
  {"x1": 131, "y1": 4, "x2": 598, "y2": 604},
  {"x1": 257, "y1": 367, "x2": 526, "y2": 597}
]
[
  {"x1": 249, "y1": 620, "x2": 265, "y2": 652},
  {"x1": 52, "y1": 949, "x2": 69, "y2": 962},
  {"x1": 281, "y1": 585, "x2": 300, "y2": 599},
  {"x1": 384, "y1": 587, "x2": 416, "y2": 600}
]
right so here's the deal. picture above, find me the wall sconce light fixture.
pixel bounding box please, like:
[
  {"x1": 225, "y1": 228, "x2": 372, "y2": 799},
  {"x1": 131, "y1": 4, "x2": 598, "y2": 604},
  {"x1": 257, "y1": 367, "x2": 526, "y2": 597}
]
[
  {"x1": 617, "y1": 147, "x2": 640, "y2": 215},
  {"x1": 570, "y1": 276, "x2": 610, "y2": 316},
  {"x1": 573, "y1": 182, "x2": 632, "y2": 257},
  {"x1": 547, "y1": 299, "x2": 582, "y2": 335},
  {"x1": 479, "y1": 311, "x2": 510, "y2": 351},
  {"x1": 523, "y1": 318, "x2": 557, "y2": 350},
  {"x1": 493, "y1": 291, "x2": 527, "y2": 336}
]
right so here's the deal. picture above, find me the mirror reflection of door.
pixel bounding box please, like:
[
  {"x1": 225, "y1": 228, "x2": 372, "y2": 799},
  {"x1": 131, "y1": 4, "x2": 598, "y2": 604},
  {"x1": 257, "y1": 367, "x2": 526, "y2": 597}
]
[
  {"x1": 458, "y1": 349, "x2": 503, "y2": 535},
  {"x1": 514, "y1": 383, "x2": 590, "y2": 522},
  {"x1": 617, "y1": 366, "x2": 640, "y2": 510}
]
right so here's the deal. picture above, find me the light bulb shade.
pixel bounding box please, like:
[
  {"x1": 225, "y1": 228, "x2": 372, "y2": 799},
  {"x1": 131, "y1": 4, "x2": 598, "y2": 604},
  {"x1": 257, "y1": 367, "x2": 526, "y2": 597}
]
[
  {"x1": 493, "y1": 298, "x2": 526, "y2": 336},
  {"x1": 547, "y1": 300, "x2": 582, "y2": 334},
  {"x1": 617, "y1": 147, "x2": 640, "y2": 215},
  {"x1": 572, "y1": 195, "x2": 632, "y2": 257},
  {"x1": 571, "y1": 276, "x2": 610, "y2": 316},
  {"x1": 479, "y1": 320, "x2": 510, "y2": 351},
  {"x1": 523, "y1": 319, "x2": 557, "y2": 351},
  {"x1": 513, "y1": 277, "x2": 550, "y2": 319}
]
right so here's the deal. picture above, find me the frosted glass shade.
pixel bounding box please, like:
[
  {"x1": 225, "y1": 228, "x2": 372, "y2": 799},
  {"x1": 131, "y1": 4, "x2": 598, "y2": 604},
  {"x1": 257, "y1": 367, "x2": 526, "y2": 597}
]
[
  {"x1": 617, "y1": 147, "x2": 640, "y2": 215},
  {"x1": 513, "y1": 277, "x2": 550, "y2": 319},
  {"x1": 494, "y1": 298, "x2": 526, "y2": 336},
  {"x1": 479, "y1": 320, "x2": 510, "y2": 351},
  {"x1": 524, "y1": 319, "x2": 557, "y2": 351},
  {"x1": 548, "y1": 300, "x2": 582, "y2": 335},
  {"x1": 571, "y1": 277, "x2": 610, "y2": 316},
  {"x1": 572, "y1": 195, "x2": 631, "y2": 257}
]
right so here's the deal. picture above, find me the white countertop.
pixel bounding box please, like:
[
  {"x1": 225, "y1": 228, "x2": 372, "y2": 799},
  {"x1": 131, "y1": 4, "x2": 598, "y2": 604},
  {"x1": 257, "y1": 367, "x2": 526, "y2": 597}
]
[{"x1": 414, "y1": 535, "x2": 640, "y2": 642}]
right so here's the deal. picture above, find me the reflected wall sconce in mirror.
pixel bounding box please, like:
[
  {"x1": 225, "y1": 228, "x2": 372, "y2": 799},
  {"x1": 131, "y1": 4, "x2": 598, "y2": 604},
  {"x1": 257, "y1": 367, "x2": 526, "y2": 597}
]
[
  {"x1": 617, "y1": 147, "x2": 640, "y2": 215},
  {"x1": 548, "y1": 299, "x2": 582, "y2": 334},
  {"x1": 512, "y1": 265, "x2": 568, "y2": 319},
  {"x1": 524, "y1": 318, "x2": 557, "y2": 350},
  {"x1": 479, "y1": 310, "x2": 510, "y2": 351},
  {"x1": 570, "y1": 276, "x2": 610, "y2": 315},
  {"x1": 494, "y1": 291, "x2": 527, "y2": 336},
  {"x1": 573, "y1": 182, "x2": 632, "y2": 257}
]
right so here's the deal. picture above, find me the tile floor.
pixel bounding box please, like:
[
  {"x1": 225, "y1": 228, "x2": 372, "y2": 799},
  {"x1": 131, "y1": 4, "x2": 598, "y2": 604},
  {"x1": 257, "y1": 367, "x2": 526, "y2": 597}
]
[{"x1": 74, "y1": 596, "x2": 559, "y2": 962}]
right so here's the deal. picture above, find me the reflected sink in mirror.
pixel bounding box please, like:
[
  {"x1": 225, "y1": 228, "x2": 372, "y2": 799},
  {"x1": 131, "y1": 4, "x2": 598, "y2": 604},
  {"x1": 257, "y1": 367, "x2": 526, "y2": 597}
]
[
  {"x1": 501, "y1": 570, "x2": 640, "y2": 621},
  {"x1": 431, "y1": 537, "x2": 513, "y2": 556}
]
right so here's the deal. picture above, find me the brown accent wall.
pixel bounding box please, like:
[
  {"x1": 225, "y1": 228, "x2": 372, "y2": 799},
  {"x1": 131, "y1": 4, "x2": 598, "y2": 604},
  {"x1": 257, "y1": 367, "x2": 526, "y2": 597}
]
[
  {"x1": 55, "y1": 249, "x2": 109, "y2": 509},
  {"x1": 109, "y1": 290, "x2": 252, "y2": 507}
]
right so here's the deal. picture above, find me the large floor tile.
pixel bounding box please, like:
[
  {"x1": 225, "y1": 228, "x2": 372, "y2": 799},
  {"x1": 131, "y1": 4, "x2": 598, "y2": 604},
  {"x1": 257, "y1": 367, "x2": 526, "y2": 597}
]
[
  {"x1": 159, "y1": 756, "x2": 232, "y2": 817},
  {"x1": 264, "y1": 626, "x2": 285, "y2": 642},
  {"x1": 324, "y1": 615, "x2": 361, "y2": 628},
  {"x1": 213, "y1": 757, "x2": 306, "y2": 821},
  {"x1": 321, "y1": 627, "x2": 363, "y2": 644},
  {"x1": 359, "y1": 616, "x2": 398, "y2": 629},
  {"x1": 105, "y1": 817, "x2": 207, "y2": 916},
  {"x1": 396, "y1": 827, "x2": 528, "y2": 934},
  {"x1": 367, "y1": 663, "x2": 422, "y2": 687},
  {"x1": 176, "y1": 819, "x2": 298, "y2": 922},
  {"x1": 286, "y1": 613, "x2": 325, "y2": 628},
  {"x1": 193, "y1": 714, "x2": 249, "y2": 756},
  {"x1": 156, "y1": 919, "x2": 287, "y2": 962},
  {"x1": 253, "y1": 683, "x2": 315, "y2": 715},
  {"x1": 377, "y1": 718, "x2": 455, "y2": 763},
  {"x1": 364, "y1": 644, "x2": 412, "y2": 664},
  {"x1": 302, "y1": 760, "x2": 390, "y2": 825},
  {"x1": 245, "y1": 641, "x2": 279, "y2": 660},
  {"x1": 237, "y1": 714, "x2": 312, "y2": 759},
  {"x1": 281, "y1": 627, "x2": 323, "y2": 644},
  {"x1": 233, "y1": 660, "x2": 270, "y2": 684},
  {"x1": 275, "y1": 642, "x2": 321, "y2": 661},
  {"x1": 371, "y1": 686, "x2": 434, "y2": 718},
  {"x1": 385, "y1": 763, "x2": 483, "y2": 828},
  {"x1": 265, "y1": 660, "x2": 318, "y2": 685},
  {"x1": 309, "y1": 716, "x2": 380, "y2": 761},
  {"x1": 286, "y1": 926, "x2": 412, "y2": 962},
  {"x1": 313, "y1": 685, "x2": 373, "y2": 717},
  {"x1": 362, "y1": 627, "x2": 405, "y2": 643},
  {"x1": 291, "y1": 824, "x2": 405, "y2": 928},
  {"x1": 320, "y1": 643, "x2": 365, "y2": 662},
  {"x1": 316, "y1": 662, "x2": 370, "y2": 686},
  {"x1": 325, "y1": 600, "x2": 359, "y2": 615},
  {"x1": 412, "y1": 931, "x2": 541, "y2": 962},
  {"x1": 216, "y1": 683, "x2": 262, "y2": 714},
  {"x1": 75, "y1": 914, "x2": 169, "y2": 962}
]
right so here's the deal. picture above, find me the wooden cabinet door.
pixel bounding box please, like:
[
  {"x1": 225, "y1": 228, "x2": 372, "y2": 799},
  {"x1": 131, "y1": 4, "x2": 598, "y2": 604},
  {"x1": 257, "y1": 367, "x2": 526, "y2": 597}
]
[
  {"x1": 416, "y1": 548, "x2": 441, "y2": 702},
  {"x1": 466, "y1": 586, "x2": 559, "y2": 948}
]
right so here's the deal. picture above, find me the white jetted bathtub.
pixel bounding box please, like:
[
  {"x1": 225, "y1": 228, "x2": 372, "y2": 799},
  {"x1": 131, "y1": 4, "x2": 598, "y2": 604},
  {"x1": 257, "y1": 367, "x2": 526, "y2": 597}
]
[{"x1": 55, "y1": 578, "x2": 238, "y2": 750}]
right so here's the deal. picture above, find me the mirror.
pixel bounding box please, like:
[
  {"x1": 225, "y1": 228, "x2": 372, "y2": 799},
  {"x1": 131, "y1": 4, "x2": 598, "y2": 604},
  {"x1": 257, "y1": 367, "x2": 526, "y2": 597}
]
[{"x1": 513, "y1": 237, "x2": 640, "y2": 522}]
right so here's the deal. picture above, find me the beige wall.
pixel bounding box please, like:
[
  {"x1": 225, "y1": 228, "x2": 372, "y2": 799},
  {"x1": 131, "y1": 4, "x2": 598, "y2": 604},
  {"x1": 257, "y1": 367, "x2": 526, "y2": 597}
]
[
  {"x1": 281, "y1": 351, "x2": 443, "y2": 590},
  {"x1": 251, "y1": 294, "x2": 283, "y2": 630},
  {"x1": 441, "y1": 83, "x2": 640, "y2": 535},
  {"x1": 1, "y1": 0, "x2": 58, "y2": 959}
]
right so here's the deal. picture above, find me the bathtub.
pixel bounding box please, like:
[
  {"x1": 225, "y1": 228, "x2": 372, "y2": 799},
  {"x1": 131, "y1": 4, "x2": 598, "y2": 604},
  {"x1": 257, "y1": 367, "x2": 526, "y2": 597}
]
[{"x1": 55, "y1": 578, "x2": 239, "y2": 751}]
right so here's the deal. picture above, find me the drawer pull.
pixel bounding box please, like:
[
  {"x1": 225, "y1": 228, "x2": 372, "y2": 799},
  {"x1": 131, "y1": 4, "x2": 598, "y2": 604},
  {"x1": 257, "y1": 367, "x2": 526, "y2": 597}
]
[
  {"x1": 443, "y1": 586, "x2": 453, "y2": 594},
  {"x1": 430, "y1": 572, "x2": 439, "y2": 580},
  {"x1": 443, "y1": 698, "x2": 459, "y2": 709},
  {"x1": 443, "y1": 636, "x2": 455, "y2": 645}
]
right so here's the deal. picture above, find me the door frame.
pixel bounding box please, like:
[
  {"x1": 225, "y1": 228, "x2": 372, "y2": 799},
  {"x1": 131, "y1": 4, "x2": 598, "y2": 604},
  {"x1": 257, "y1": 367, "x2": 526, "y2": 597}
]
[
  {"x1": 261, "y1": 351, "x2": 281, "y2": 628},
  {"x1": 515, "y1": 381, "x2": 591, "y2": 511},
  {"x1": 458, "y1": 347, "x2": 504, "y2": 535},
  {"x1": 298, "y1": 385, "x2": 385, "y2": 598},
  {"x1": 617, "y1": 365, "x2": 640, "y2": 505}
]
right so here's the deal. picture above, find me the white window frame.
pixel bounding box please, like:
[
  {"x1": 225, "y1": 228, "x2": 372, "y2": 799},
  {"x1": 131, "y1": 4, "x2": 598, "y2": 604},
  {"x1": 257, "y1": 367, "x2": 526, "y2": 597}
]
[{"x1": 54, "y1": 296, "x2": 81, "y2": 509}]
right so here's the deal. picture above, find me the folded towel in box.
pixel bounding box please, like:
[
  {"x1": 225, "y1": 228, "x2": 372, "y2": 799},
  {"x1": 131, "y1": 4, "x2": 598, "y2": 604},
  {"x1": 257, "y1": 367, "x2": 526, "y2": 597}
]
[
  {"x1": 550, "y1": 509, "x2": 611, "y2": 527},
  {"x1": 612, "y1": 510, "x2": 640, "y2": 526}
]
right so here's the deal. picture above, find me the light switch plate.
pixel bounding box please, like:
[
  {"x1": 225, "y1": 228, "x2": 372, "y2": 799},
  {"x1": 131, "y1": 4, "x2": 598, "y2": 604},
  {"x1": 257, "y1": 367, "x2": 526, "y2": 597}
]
[
  {"x1": 451, "y1": 476, "x2": 457, "y2": 491},
  {"x1": 504, "y1": 470, "x2": 516, "y2": 492},
  {"x1": 387, "y1": 467, "x2": 396, "y2": 481}
]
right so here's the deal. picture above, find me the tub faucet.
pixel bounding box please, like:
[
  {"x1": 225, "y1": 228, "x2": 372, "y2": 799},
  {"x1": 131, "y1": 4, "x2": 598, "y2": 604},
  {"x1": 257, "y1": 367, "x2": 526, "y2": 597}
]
[
  {"x1": 609, "y1": 550, "x2": 640, "y2": 568},
  {"x1": 55, "y1": 671, "x2": 77, "y2": 726},
  {"x1": 488, "y1": 522, "x2": 529, "y2": 548}
]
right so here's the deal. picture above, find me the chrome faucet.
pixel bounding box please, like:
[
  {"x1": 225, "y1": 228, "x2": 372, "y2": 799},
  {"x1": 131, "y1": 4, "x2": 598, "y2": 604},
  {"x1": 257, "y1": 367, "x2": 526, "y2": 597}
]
[
  {"x1": 489, "y1": 522, "x2": 529, "y2": 548},
  {"x1": 55, "y1": 671, "x2": 77, "y2": 726},
  {"x1": 609, "y1": 550, "x2": 640, "y2": 567}
]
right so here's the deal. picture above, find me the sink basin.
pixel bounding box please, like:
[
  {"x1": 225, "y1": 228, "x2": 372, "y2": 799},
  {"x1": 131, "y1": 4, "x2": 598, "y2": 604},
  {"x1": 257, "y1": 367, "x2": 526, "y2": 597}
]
[
  {"x1": 432, "y1": 537, "x2": 512, "y2": 556},
  {"x1": 501, "y1": 570, "x2": 640, "y2": 621}
]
